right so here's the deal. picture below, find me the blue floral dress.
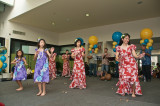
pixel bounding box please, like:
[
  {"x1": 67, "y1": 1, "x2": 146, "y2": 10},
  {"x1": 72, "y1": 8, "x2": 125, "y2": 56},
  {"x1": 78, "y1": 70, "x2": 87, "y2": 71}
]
[
  {"x1": 13, "y1": 57, "x2": 27, "y2": 81},
  {"x1": 34, "y1": 49, "x2": 49, "y2": 83}
]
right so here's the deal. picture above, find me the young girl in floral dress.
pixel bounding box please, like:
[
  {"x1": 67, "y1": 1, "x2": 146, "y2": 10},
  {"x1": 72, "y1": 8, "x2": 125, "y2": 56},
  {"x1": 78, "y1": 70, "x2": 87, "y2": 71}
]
[
  {"x1": 115, "y1": 33, "x2": 145, "y2": 97},
  {"x1": 49, "y1": 47, "x2": 57, "y2": 80},
  {"x1": 11, "y1": 50, "x2": 28, "y2": 91},
  {"x1": 62, "y1": 50, "x2": 70, "y2": 77},
  {"x1": 34, "y1": 39, "x2": 51, "y2": 96},
  {"x1": 69, "y1": 39, "x2": 86, "y2": 89}
]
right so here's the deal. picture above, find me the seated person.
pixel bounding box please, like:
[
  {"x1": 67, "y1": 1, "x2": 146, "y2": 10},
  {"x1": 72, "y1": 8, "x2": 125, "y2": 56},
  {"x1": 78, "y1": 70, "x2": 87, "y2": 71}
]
[{"x1": 27, "y1": 67, "x2": 32, "y2": 79}]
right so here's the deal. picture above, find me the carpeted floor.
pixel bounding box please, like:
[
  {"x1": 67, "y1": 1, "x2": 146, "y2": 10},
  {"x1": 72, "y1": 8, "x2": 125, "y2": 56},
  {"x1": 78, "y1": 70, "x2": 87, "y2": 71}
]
[{"x1": 0, "y1": 77, "x2": 160, "y2": 106}]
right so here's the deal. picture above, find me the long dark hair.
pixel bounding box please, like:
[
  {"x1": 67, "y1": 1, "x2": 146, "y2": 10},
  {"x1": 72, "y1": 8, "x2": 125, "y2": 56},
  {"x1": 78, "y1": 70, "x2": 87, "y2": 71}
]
[
  {"x1": 49, "y1": 47, "x2": 55, "y2": 54},
  {"x1": 37, "y1": 39, "x2": 47, "y2": 49},
  {"x1": 119, "y1": 33, "x2": 131, "y2": 46},
  {"x1": 74, "y1": 39, "x2": 82, "y2": 47},
  {"x1": 16, "y1": 49, "x2": 24, "y2": 59}
]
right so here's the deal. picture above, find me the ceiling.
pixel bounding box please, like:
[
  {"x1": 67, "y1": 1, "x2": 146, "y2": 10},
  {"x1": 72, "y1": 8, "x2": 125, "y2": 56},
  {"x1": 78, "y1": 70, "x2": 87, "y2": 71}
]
[{"x1": 10, "y1": 0, "x2": 160, "y2": 33}]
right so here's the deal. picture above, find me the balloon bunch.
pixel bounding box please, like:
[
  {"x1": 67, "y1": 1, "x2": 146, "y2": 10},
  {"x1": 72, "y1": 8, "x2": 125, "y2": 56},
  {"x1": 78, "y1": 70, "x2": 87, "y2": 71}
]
[
  {"x1": 112, "y1": 32, "x2": 122, "y2": 52},
  {"x1": 0, "y1": 46, "x2": 8, "y2": 72},
  {"x1": 88, "y1": 36, "x2": 98, "y2": 54},
  {"x1": 140, "y1": 28, "x2": 153, "y2": 50}
]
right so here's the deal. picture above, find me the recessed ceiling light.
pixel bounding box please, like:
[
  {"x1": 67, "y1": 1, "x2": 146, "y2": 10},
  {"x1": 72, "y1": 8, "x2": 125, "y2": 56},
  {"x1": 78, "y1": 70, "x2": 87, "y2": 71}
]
[
  {"x1": 85, "y1": 13, "x2": 90, "y2": 17},
  {"x1": 52, "y1": 22, "x2": 55, "y2": 25}
]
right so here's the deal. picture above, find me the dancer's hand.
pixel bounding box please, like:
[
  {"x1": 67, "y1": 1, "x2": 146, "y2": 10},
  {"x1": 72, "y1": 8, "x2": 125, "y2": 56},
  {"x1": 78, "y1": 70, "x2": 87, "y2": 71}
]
[
  {"x1": 138, "y1": 53, "x2": 145, "y2": 59},
  {"x1": 115, "y1": 57, "x2": 120, "y2": 62},
  {"x1": 35, "y1": 51, "x2": 39, "y2": 56}
]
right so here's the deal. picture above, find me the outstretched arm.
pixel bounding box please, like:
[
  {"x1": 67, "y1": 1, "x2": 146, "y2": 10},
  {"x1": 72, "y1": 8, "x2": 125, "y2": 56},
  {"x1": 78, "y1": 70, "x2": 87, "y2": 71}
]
[
  {"x1": 46, "y1": 50, "x2": 51, "y2": 57},
  {"x1": 11, "y1": 59, "x2": 16, "y2": 64}
]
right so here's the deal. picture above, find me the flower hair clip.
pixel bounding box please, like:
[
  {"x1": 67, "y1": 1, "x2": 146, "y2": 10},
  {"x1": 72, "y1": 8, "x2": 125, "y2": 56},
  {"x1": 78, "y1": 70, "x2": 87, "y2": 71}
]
[
  {"x1": 75, "y1": 39, "x2": 78, "y2": 42},
  {"x1": 37, "y1": 37, "x2": 41, "y2": 42},
  {"x1": 16, "y1": 49, "x2": 20, "y2": 51},
  {"x1": 121, "y1": 34, "x2": 125, "y2": 39}
]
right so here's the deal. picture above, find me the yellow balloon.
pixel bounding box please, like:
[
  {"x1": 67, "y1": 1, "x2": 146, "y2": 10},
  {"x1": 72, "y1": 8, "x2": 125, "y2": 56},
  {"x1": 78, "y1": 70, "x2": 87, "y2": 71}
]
[
  {"x1": 147, "y1": 42, "x2": 152, "y2": 47},
  {"x1": 95, "y1": 51, "x2": 98, "y2": 54},
  {"x1": 112, "y1": 42, "x2": 117, "y2": 46},
  {"x1": 89, "y1": 45, "x2": 93, "y2": 48},
  {"x1": 149, "y1": 39, "x2": 153, "y2": 44},
  {"x1": 88, "y1": 48, "x2": 92, "y2": 51},
  {"x1": 89, "y1": 36, "x2": 98, "y2": 45},
  {"x1": 81, "y1": 46, "x2": 84, "y2": 48},
  {"x1": 140, "y1": 28, "x2": 153, "y2": 39},
  {"x1": 140, "y1": 39, "x2": 144, "y2": 44},
  {"x1": 95, "y1": 48, "x2": 98, "y2": 51},
  {"x1": 146, "y1": 46, "x2": 149, "y2": 49},
  {"x1": 113, "y1": 46, "x2": 115, "y2": 48},
  {"x1": 0, "y1": 61, "x2": 3, "y2": 68},
  {"x1": 32, "y1": 70, "x2": 35, "y2": 73}
]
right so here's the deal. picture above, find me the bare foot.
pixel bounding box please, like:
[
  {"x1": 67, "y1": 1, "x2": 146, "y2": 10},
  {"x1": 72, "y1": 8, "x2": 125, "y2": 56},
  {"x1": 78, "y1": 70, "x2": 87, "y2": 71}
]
[
  {"x1": 16, "y1": 87, "x2": 23, "y2": 91},
  {"x1": 79, "y1": 86, "x2": 83, "y2": 90},
  {"x1": 36, "y1": 92, "x2": 42, "y2": 96},
  {"x1": 121, "y1": 94, "x2": 125, "y2": 96},
  {"x1": 51, "y1": 78, "x2": 54, "y2": 80},
  {"x1": 40, "y1": 92, "x2": 46, "y2": 96},
  {"x1": 132, "y1": 94, "x2": 136, "y2": 98}
]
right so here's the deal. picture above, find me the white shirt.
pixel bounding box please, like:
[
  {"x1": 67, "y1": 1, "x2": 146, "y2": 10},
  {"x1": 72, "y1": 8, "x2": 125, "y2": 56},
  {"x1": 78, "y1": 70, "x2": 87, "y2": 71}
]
[{"x1": 27, "y1": 69, "x2": 31, "y2": 75}]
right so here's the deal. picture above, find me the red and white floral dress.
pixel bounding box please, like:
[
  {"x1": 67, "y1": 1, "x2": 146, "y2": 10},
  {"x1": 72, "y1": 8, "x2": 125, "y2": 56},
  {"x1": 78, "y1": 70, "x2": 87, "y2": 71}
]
[
  {"x1": 116, "y1": 44, "x2": 142, "y2": 95},
  {"x1": 69, "y1": 47, "x2": 86, "y2": 89},
  {"x1": 62, "y1": 54, "x2": 70, "y2": 77},
  {"x1": 49, "y1": 53, "x2": 57, "y2": 79}
]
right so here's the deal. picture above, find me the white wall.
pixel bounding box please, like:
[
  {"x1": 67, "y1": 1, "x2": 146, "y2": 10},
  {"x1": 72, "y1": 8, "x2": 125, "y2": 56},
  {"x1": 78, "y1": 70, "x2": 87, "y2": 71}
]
[
  {"x1": 59, "y1": 17, "x2": 160, "y2": 45},
  {"x1": 0, "y1": 0, "x2": 59, "y2": 72}
]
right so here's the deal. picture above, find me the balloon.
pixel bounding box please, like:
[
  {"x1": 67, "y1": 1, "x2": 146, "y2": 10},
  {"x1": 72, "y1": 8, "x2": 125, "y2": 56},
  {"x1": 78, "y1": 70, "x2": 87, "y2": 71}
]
[
  {"x1": 88, "y1": 48, "x2": 92, "y2": 51},
  {"x1": 0, "y1": 47, "x2": 7, "y2": 55},
  {"x1": 115, "y1": 45, "x2": 118, "y2": 47},
  {"x1": 117, "y1": 41, "x2": 120, "y2": 45},
  {"x1": 140, "y1": 28, "x2": 153, "y2": 39},
  {"x1": 95, "y1": 51, "x2": 98, "y2": 54},
  {"x1": 90, "y1": 51, "x2": 92, "y2": 53},
  {"x1": 3, "y1": 50, "x2": 7, "y2": 54},
  {"x1": 81, "y1": 46, "x2": 84, "y2": 48},
  {"x1": 77, "y1": 38, "x2": 84, "y2": 45},
  {"x1": 89, "y1": 36, "x2": 98, "y2": 45},
  {"x1": 0, "y1": 56, "x2": 6, "y2": 63},
  {"x1": 113, "y1": 48, "x2": 116, "y2": 52},
  {"x1": 93, "y1": 44, "x2": 98, "y2": 48},
  {"x1": 0, "y1": 68, "x2": 2, "y2": 72},
  {"x1": 144, "y1": 39, "x2": 149, "y2": 44},
  {"x1": 149, "y1": 46, "x2": 153, "y2": 51},
  {"x1": 2, "y1": 63, "x2": 7, "y2": 69},
  {"x1": 112, "y1": 42, "x2": 117, "y2": 46},
  {"x1": 141, "y1": 43, "x2": 147, "y2": 46},
  {"x1": 112, "y1": 32, "x2": 122, "y2": 42},
  {"x1": 113, "y1": 46, "x2": 115, "y2": 48},
  {"x1": 146, "y1": 46, "x2": 149, "y2": 49},
  {"x1": 140, "y1": 39, "x2": 144, "y2": 44},
  {"x1": 0, "y1": 61, "x2": 3, "y2": 68},
  {"x1": 95, "y1": 48, "x2": 98, "y2": 51},
  {"x1": 149, "y1": 39, "x2": 153, "y2": 43},
  {"x1": 147, "y1": 42, "x2": 152, "y2": 47},
  {"x1": 89, "y1": 45, "x2": 93, "y2": 48}
]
